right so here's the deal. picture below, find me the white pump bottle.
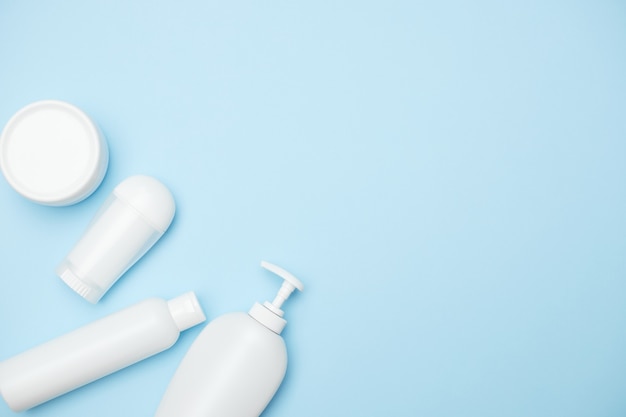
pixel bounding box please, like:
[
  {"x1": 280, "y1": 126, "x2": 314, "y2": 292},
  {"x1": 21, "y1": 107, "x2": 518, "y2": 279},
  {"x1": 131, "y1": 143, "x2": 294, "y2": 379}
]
[{"x1": 155, "y1": 261, "x2": 304, "y2": 417}]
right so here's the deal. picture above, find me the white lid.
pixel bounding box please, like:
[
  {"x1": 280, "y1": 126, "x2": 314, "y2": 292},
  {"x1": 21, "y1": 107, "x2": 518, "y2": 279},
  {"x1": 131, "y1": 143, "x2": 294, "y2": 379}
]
[
  {"x1": 167, "y1": 292, "x2": 207, "y2": 331},
  {"x1": 114, "y1": 175, "x2": 175, "y2": 233},
  {"x1": 0, "y1": 100, "x2": 108, "y2": 206}
]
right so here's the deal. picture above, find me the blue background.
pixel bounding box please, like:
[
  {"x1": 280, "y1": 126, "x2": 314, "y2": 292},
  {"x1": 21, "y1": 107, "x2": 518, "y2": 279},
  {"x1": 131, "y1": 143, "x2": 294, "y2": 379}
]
[{"x1": 1, "y1": 1, "x2": 625, "y2": 416}]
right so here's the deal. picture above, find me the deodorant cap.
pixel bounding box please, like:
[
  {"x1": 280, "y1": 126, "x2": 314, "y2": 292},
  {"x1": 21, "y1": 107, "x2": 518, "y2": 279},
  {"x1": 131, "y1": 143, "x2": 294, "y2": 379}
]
[
  {"x1": 114, "y1": 175, "x2": 175, "y2": 232},
  {"x1": 0, "y1": 100, "x2": 108, "y2": 206},
  {"x1": 56, "y1": 175, "x2": 175, "y2": 303}
]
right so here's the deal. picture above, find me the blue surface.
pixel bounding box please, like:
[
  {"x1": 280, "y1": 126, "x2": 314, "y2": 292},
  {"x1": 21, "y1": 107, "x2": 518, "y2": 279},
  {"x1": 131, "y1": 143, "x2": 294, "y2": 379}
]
[{"x1": 1, "y1": 1, "x2": 625, "y2": 416}]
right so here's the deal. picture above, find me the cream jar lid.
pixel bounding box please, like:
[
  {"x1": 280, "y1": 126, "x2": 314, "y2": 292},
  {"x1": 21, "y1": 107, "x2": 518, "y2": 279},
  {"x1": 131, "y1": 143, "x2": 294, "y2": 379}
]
[{"x1": 0, "y1": 100, "x2": 108, "y2": 206}]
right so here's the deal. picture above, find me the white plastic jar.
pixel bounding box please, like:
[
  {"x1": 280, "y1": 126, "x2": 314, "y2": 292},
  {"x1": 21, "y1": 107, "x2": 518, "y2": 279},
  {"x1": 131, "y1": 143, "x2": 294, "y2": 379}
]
[{"x1": 0, "y1": 100, "x2": 108, "y2": 206}]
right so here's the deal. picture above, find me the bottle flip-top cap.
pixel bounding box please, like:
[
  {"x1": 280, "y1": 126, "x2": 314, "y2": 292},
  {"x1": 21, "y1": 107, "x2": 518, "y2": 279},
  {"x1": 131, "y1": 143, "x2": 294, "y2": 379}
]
[
  {"x1": 57, "y1": 175, "x2": 176, "y2": 303},
  {"x1": 0, "y1": 100, "x2": 108, "y2": 206},
  {"x1": 249, "y1": 261, "x2": 304, "y2": 334},
  {"x1": 168, "y1": 292, "x2": 207, "y2": 332}
]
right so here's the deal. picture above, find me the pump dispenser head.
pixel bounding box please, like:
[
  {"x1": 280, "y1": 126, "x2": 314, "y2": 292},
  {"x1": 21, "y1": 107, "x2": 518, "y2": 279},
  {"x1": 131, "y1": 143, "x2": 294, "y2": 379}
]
[{"x1": 249, "y1": 261, "x2": 304, "y2": 334}]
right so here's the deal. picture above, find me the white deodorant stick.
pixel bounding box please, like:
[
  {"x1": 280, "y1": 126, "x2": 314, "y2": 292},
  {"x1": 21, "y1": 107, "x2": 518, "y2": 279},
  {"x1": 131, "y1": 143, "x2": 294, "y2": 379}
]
[
  {"x1": 0, "y1": 100, "x2": 108, "y2": 206},
  {"x1": 56, "y1": 175, "x2": 176, "y2": 303}
]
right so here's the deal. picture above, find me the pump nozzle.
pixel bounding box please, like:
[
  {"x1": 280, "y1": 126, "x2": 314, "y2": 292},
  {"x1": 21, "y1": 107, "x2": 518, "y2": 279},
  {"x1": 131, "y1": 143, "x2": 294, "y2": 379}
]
[
  {"x1": 249, "y1": 261, "x2": 304, "y2": 334},
  {"x1": 261, "y1": 261, "x2": 304, "y2": 310}
]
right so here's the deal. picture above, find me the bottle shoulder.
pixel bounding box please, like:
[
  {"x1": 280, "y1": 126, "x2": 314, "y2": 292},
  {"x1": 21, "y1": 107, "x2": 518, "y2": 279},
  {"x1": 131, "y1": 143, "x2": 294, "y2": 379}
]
[{"x1": 195, "y1": 311, "x2": 286, "y2": 351}]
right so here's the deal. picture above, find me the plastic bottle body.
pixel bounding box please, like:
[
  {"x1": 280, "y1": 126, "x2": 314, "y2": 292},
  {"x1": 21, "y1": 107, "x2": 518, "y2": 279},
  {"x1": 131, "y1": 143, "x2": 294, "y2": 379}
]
[
  {"x1": 156, "y1": 312, "x2": 288, "y2": 417},
  {"x1": 56, "y1": 175, "x2": 176, "y2": 303},
  {"x1": 57, "y1": 194, "x2": 162, "y2": 301},
  {"x1": 0, "y1": 294, "x2": 205, "y2": 412}
]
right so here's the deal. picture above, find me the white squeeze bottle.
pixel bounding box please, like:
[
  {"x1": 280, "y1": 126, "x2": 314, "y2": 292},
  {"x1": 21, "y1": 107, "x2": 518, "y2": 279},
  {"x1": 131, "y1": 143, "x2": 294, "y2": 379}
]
[
  {"x1": 155, "y1": 261, "x2": 304, "y2": 417},
  {"x1": 0, "y1": 292, "x2": 206, "y2": 412}
]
